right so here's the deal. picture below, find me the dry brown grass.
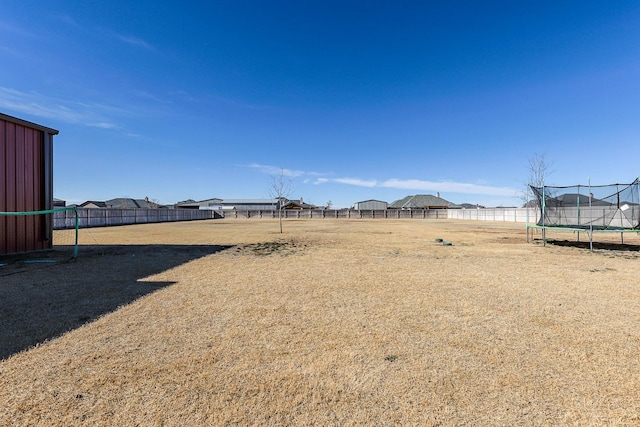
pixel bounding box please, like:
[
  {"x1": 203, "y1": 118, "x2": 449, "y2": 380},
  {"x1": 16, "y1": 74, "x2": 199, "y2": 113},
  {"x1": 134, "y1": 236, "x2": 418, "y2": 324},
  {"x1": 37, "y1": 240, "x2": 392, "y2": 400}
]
[{"x1": 1, "y1": 219, "x2": 640, "y2": 426}]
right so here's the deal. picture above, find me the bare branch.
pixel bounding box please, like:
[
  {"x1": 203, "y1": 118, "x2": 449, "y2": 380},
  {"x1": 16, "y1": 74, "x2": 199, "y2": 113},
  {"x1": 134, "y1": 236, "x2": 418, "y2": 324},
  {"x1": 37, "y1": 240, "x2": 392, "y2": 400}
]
[
  {"x1": 520, "y1": 153, "x2": 553, "y2": 208},
  {"x1": 269, "y1": 169, "x2": 293, "y2": 233}
]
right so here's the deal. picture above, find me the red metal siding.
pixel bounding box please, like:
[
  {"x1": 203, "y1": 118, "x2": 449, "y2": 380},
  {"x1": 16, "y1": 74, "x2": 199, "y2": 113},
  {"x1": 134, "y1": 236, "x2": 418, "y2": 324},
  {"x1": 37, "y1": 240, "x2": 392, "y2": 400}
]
[
  {"x1": 1, "y1": 118, "x2": 50, "y2": 255},
  {"x1": 0, "y1": 119, "x2": 5, "y2": 254}
]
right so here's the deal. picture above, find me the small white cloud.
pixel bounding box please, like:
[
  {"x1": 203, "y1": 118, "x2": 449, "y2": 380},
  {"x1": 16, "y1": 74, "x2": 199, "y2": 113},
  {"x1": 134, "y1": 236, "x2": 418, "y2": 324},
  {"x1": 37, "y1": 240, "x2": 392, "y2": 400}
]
[
  {"x1": 115, "y1": 34, "x2": 153, "y2": 50},
  {"x1": 333, "y1": 177, "x2": 378, "y2": 187},
  {"x1": 88, "y1": 122, "x2": 117, "y2": 129},
  {"x1": 0, "y1": 87, "x2": 122, "y2": 129},
  {"x1": 247, "y1": 163, "x2": 307, "y2": 178},
  {"x1": 311, "y1": 176, "x2": 378, "y2": 187},
  {"x1": 381, "y1": 178, "x2": 516, "y2": 196},
  {"x1": 97, "y1": 27, "x2": 155, "y2": 51},
  {"x1": 245, "y1": 163, "x2": 516, "y2": 197}
]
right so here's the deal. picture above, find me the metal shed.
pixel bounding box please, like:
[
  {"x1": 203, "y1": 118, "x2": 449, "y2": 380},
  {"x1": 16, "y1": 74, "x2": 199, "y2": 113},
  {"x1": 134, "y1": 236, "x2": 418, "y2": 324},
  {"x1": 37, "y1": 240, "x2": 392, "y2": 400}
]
[
  {"x1": 354, "y1": 199, "x2": 388, "y2": 210},
  {"x1": 0, "y1": 112, "x2": 59, "y2": 255}
]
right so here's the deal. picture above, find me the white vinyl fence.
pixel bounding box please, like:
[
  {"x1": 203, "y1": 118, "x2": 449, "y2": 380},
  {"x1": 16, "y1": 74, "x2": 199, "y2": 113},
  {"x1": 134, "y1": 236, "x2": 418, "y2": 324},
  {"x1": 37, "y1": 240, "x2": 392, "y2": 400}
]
[
  {"x1": 446, "y1": 208, "x2": 539, "y2": 223},
  {"x1": 224, "y1": 208, "x2": 539, "y2": 223},
  {"x1": 53, "y1": 207, "x2": 540, "y2": 229}
]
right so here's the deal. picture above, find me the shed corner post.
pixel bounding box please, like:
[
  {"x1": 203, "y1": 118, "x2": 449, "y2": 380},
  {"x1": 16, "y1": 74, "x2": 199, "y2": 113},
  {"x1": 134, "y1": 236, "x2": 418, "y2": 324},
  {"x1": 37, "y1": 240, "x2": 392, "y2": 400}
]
[{"x1": 43, "y1": 131, "x2": 55, "y2": 245}]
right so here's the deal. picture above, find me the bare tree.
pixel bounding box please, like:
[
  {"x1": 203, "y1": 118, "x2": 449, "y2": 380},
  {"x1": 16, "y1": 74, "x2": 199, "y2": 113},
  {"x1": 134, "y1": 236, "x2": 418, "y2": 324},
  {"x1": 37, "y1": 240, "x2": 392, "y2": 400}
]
[
  {"x1": 269, "y1": 169, "x2": 293, "y2": 233},
  {"x1": 326, "y1": 200, "x2": 333, "y2": 210},
  {"x1": 521, "y1": 153, "x2": 552, "y2": 208}
]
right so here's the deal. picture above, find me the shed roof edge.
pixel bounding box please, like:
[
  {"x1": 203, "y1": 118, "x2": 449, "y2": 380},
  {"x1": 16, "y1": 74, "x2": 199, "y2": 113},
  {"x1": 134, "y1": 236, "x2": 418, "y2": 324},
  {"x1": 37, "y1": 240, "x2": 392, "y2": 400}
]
[{"x1": 0, "y1": 112, "x2": 59, "y2": 135}]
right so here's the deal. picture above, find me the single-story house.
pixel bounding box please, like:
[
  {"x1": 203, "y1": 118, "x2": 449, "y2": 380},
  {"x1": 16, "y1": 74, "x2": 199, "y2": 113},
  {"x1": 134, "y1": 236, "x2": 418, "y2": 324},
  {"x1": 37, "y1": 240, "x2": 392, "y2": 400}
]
[
  {"x1": 76, "y1": 198, "x2": 166, "y2": 209},
  {"x1": 79, "y1": 201, "x2": 107, "y2": 208},
  {"x1": 460, "y1": 203, "x2": 486, "y2": 209},
  {"x1": 390, "y1": 194, "x2": 460, "y2": 210},
  {"x1": 218, "y1": 199, "x2": 280, "y2": 211},
  {"x1": 105, "y1": 197, "x2": 163, "y2": 209},
  {"x1": 176, "y1": 198, "x2": 315, "y2": 211},
  {"x1": 174, "y1": 198, "x2": 223, "y2": 210},
  {"x1": 281, "y1": 198, "x2": 316, "y2": 210}
]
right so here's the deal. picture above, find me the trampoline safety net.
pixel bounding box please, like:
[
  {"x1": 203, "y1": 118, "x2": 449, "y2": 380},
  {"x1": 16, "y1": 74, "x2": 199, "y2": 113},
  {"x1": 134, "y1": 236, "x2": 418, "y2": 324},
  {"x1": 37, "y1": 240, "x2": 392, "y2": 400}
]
[{"x1": 530, "y1": 179, "x2": 640, "y2": 231}]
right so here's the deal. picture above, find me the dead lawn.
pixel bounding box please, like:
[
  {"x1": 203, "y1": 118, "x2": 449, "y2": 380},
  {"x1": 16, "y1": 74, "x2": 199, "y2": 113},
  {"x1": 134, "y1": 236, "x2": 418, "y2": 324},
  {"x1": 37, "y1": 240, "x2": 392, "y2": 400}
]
[{"x1": 1, "y1": 219, "x2": 639, "y2": 426}]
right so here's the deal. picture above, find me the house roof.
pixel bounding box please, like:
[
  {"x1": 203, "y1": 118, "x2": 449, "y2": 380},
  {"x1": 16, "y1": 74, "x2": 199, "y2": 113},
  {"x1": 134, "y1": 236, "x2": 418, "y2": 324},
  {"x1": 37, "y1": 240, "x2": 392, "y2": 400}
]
[
  {"x1": 80, "y1": 200, "x2": 107, "y2": 208},
  {"x1": 547, "y1": 193, "x2": 611, "y2": 206},
  {"x1": 390, "y1": 194, "x2": 459, "y2": 209},
  {"x1": 355, "y1": 199, "x2": 388, "y2": 204},
  {"x1": 282, "y1": 199, "x2": 316, "y2": 209},
  {"x1": 174, "y1": 198, "x2": 223, "y2": 207},
  {"x1": 105, "y1": 198, "x2": 156, "y2": 209},
  {"x1": 220, "y1": 199, "x2": 279, "y2": 204}
]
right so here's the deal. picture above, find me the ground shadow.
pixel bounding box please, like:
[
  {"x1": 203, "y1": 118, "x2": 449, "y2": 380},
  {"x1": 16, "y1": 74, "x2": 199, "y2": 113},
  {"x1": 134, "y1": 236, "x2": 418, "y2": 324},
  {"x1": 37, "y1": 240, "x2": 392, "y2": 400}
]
[
  {"x1": 542, "y1": 239, "x2": 640, "y2": 252},
  {"x1": 0, "y1": 244, "x2": 230, "y2": 360}
]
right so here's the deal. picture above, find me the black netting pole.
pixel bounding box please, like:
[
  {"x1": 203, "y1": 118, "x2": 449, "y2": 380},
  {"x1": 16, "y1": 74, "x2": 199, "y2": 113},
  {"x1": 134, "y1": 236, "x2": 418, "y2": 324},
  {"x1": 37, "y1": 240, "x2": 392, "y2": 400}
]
[
  {"x1": 542, "y1": 184, "x2": 546, "y2": 246},
  {"x1": 589, "y1": 178, "x2": 593, "y2": 252}
]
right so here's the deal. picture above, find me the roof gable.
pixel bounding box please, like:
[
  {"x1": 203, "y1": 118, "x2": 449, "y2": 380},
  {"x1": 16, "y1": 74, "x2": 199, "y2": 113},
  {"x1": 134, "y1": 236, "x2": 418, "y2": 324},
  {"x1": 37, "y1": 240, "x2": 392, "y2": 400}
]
[
  {"x1": 355, "y1": 199, "x2": 387, "y2": 204},
  {"x1": 80, "y1": 200, "x2": 107, "y2": 208},
  {"x1": 105, "y1": 198, "x2": 158, "y2": 209},
  {"x1": 390, "y1": 194, "x2": 458, "y2": 209},
  {"x1": 282, "y1": 199, "x2": 316, "y2": 209}
]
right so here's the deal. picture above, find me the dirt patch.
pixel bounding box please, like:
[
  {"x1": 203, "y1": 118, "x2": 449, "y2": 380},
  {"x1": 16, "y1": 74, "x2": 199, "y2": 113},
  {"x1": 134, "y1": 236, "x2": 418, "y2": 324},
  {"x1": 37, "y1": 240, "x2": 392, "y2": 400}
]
[{"x1": 234, "y1": 239, "x2": 306, "y2": 256}]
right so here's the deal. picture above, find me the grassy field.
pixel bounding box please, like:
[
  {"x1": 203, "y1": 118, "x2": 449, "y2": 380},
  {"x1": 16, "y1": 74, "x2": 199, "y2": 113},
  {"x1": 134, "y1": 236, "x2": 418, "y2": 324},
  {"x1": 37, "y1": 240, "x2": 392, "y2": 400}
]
[{"x1": 1, "y1": 219, "x2": 639, "y2": 426}]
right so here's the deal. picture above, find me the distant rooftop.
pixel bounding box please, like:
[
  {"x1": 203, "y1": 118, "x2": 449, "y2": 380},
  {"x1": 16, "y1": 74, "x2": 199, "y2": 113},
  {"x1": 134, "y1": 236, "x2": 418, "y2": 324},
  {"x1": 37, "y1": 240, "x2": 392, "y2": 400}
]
[{"x1": 389, "y1": 194, "x2": 459, "y2": 209}]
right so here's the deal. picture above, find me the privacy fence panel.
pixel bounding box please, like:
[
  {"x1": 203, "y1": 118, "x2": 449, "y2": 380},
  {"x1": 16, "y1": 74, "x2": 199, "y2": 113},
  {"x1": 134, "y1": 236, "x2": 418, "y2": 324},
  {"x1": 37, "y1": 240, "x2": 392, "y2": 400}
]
[
  {"x1": 221, "y1": 208, "x2": 537, "y2": 223},
  {"x1": 53, "y1": 208, "x2": 221, "y2": 230},
  {"x1": 447, "y1": 208, "x2": 538, "y2": 223},
  {"x1": 53, "y1": 208, "x2": 540, "y2": 229}
]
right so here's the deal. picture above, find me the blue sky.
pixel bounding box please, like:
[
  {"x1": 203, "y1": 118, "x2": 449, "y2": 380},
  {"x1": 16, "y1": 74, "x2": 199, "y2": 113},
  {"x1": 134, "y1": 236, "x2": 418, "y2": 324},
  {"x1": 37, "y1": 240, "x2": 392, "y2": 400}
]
[{"x1": 1, "y1": 1, "x2": 639, "y2": 208}]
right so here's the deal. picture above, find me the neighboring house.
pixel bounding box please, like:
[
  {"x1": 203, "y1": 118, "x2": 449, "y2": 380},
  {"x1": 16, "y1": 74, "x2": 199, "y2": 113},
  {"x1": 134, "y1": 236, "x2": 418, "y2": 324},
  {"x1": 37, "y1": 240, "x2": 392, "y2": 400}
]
[
  {"x1": 545, "y1": 193, "x2": 612, "y2": 207},
  {"x1": 79, "y1": 201, "x2": 107, "y2": 208},
  {"x1": 218, "y1": 199, "x2": 280, "y2": 211},
  {"x1": 281, "y1": 198, "x2": 316, "y2": 210},
  {"x1": 76, "y1": 198, "x2": 166, "y2": 209},
  {"x1": 354, "y1": 199, "x2": 388, "y2": 210},
  {"x1": 0, "y1": 112, "x2": 58, "y2": 255},
  {"x1": 174, "y1": 198, "x2": 223, "y2": 210},
  {"x1": 53, "y1": 198, "x2": 66, "y2": 208},
  {"x1": 105, "y1": 197, "x2": 163, "y2": 209},
  {"x1": 390, "y1": 194, "x2": 460, "y2": 209},
  {"x1": 175, "y1": 198, "x2": 315, "y2": 211}
]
